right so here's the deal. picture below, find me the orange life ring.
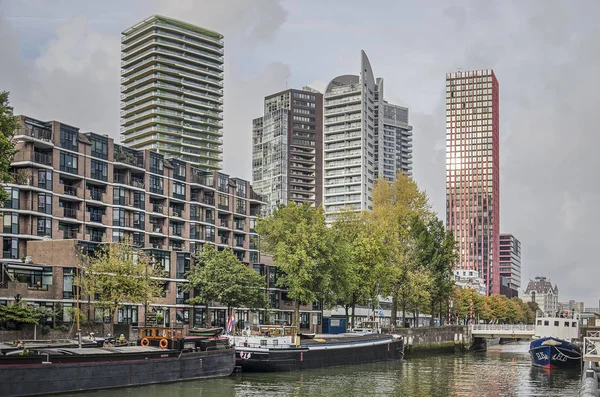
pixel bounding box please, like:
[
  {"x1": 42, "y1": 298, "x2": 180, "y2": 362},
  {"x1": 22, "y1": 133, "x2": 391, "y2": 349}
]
[
  {"x1": 159, "y1": 338, "x2": 168, "y2": 349},
  {"x1": 141, "y1": 337, "x2": 150, "y2": 347}
]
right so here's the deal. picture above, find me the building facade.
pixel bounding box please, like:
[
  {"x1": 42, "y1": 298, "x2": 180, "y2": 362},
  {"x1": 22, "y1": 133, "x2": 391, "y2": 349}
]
[
  {"x1": 499, "y1": 233, "x2": 521, "y2": 297},
  {"x1": 523, "y1": 277, "x2": 559, "y2": 316},
  {"x1": 120, "y1": 15, "x2": 224, "y2": 170},
  {"x1": 1, "y1": 115, "x2": 322, "y2": 330},
  {"x1": 252, "y1": 87, "x2": 323, "y2": 215},
  {"x1": 557, "y1": 300, "x2": 584, "y2": 315},
  {"x1": 323, "y1": 51, "x2": 413, "y2": 219},
  {"x1": 453, "y1": 269, "x2": 487, "y2": 296},
  {"x1": 445, "y1": 69, "x2": 500, "y2": 295}
]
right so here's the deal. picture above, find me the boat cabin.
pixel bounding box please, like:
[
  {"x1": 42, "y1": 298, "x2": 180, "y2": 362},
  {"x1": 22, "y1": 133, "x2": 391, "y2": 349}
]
[
  {"x1": 138, "y1": 327, "x2": 183, "y2": 341},
  {"x1": 535, "y1": 315, "x2": 580, "y2": 341}
]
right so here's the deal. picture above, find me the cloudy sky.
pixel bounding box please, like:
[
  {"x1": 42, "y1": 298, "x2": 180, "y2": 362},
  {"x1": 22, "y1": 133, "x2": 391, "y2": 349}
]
[{"x1": 1, "y1": 0, "x2": 599, "y2": 305}]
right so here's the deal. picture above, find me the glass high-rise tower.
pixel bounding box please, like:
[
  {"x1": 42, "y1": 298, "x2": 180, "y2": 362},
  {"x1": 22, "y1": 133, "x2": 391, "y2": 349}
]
[
  {"x1": 120, "y1": 15, "x2": 224, "y2": 170},
  {"x1": 445, "y1": 69, "x2": 500, "y2": 295}
]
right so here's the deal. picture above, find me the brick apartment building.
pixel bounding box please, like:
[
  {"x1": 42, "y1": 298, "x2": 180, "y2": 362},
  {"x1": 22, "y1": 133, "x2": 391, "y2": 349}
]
[{"x1": 0, "y1": 116, "x2": 322, "y2": 331}]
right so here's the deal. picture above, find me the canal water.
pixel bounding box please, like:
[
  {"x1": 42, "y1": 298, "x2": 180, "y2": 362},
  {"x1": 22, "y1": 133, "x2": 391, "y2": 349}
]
[{"x1": 66, "y1": 342, "x2": 581, "y2": 397}]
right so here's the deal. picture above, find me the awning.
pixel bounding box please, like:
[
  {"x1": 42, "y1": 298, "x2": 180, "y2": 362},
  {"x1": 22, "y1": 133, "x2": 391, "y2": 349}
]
[{"x1": 5, "y1": 264, "x2": 45, "y2": 271}]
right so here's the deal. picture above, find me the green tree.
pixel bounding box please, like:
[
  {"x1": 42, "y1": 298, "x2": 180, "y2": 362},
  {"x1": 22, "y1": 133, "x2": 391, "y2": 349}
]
[
  {"x1": 257, "y1": 202, "x2": 338, "y2": 329},
  {"x1": 80, "y1": 242, "x2": 165, "y2": 333},
  {"x1": 330, "y1": 209, "x2": 387, "y2": 327},
  {"x1": 185, "y1": 245, "x2": 266, "y2": 329},
  {"x1": 371, "y1": 173, "x2": 431, "y2": 327},
  {"x1": 0, "y1": 301, "x2": 42, "y2": 326},
  {"x1": 488, "y1": 294, "x2": 509, "y2": 322},
  {"x1": 0, "y1": 91, "x2": 18, "y2": 204}
]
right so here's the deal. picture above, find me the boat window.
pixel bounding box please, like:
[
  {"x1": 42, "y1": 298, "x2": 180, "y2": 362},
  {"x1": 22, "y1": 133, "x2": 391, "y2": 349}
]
[
  {"x1": 554, "y1": 321, "x2": 559, "y2": 326},
  {"x1": 564, "y1": 322, "x2": 569, "y2": 327},
  {"x1": 273, "y1": 340, "x2": 278, "y2": 346},
  {"x1": 572, "y1": 322, "x2": 577, "y2": 327},
  {"x1": 536, "y1": 320, "x2": 542, "y2": 326},
  {"x1": 260, "y1": 340, "x2": 267, "y2": 347},
  {"x1": 544, "y1": 321, "x2": 549, "y2": 326}
]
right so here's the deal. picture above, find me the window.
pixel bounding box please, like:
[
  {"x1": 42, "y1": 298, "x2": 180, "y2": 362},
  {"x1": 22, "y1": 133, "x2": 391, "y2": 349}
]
[
  {"x1": 63, "y1": 268, "x2": 75, "y2": 298},
  {"x1": 118, "y1": 305, "x2": 138, "y2": 325},
  {"x1": 176, "y1": 253, "x2": 190, "y2": 279},
  {"x1": 564, "y1": 322, "x2": 570, "y2": 327},
  {"x1": 59, "y1": 152, "x2": 78, "y2": 174},
  {"x1": 236, "y1": 180, "x2": 246, "y2": 197},
  {"x1": 149, "y1": 152, "x2": 164, "y2": 174},
  {"x1": 218, "y1": 174, "x2": 228, "y2": 192},
  {"x1": 3, "y1": 212, "x2": 18, "y2": 234},
  {"x1": 38, "y1": 169, "x2": 52, "y2": 190},
  {"x1": 90, "y1": 135, "x2": 108, "y2": 159},
  {"x1": 176, "y1": 307, "x2": 189, "y2": 324},
  {"x1": 60, "y1": 125, "x2": 78, "y2": 151},
  {"x1": 133, "y1": 191, "x2": 145, "y2": 210},
  {"x1": 133, "y1": 212, "x2": 145, "y2": 230},
  {"x1": 300, "y1": 313, "x2": 310, "y2": 329},
  {"x1": 172, "y1": 161, "x2": 186, "y2": 181},
  {"x1": 90, "y1": 160, "x2": 108, "y2": 181},
  {"x1": 112, "y1": 229, "x2": 124, "y2": 242},
  {"x1": 87, "y1": 206, "x2": 105, "y2": 223},
  {"x1": 3, "y1": 237, "x2": 18, "y2": 259},
  {"x1": 151, "y1": 250, "x2": 170, "y2": 272},
  {"x1": 236, "y1": 199, "x2": 246, "y2": 214},
  {"x1": 249, "y1": 218, "x2": 256, "y2": 233},
  {"x1": 149, "y1": 175, "x2": 163, "y2": 195},
  {"x1": 3, "y1": 187, "x2": 19, "y2": 209},
  {"x1": 218, "y1": 194, "x2": 229, "y2": 210},
  {"x1": 205, "y1": 226, "x2": 215, "y2": 242},
  {"x1": 173, "y1": 182, "x2": 186, "y2": 200},
  {"x1": 113, "y1": 208, "x2": 125, "y2": 227},
  {"x1": 176, "y1": 282, "x2": 189, "y2": 304},
  {"x1": 113, "y1": 187, "x2": 125, "y2": 205},
  {"x1": 37, "y1": 193, "x2": 52, "y2": 214},
  {"x1": 8, "y1": 265, "x2": 52, "y2": 290},
  {"x1": 37, "y1": 217, "x2": 51, "y2": 237}
]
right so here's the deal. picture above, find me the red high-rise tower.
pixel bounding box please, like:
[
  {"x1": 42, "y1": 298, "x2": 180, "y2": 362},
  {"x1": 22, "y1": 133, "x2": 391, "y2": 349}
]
[{"x1": 445, "y1": 70, "x2": 500, "y2": 295}]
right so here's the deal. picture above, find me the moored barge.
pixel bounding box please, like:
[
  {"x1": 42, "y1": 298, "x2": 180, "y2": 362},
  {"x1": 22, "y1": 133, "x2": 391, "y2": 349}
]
[
  {"x1": 0, "y1": 326, "x2": 235, "y2": 396},
  {"x1": 229, "y1": 325, "x2": 404, "y2": 372}
]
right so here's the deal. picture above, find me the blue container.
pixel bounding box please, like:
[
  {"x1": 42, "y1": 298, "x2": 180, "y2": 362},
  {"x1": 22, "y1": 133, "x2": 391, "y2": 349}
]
[{"x1": 323, "y1": 317, "x2": 346, "y2": 334}]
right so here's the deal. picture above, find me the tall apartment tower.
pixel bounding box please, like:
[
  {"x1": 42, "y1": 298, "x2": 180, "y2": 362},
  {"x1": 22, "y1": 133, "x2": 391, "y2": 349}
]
[
  {"x1": 252, "y1": 88, "x2": 323, "y2": 215},
  {"x1": 445, "y1": 69, "x2": 500, "y2": 295},
  {"x1": 323, "y1": 51, "x2": 412, "y2": 219},
  {"x1": 120, "y1": 15, "x2": 224, "y2": 170},
  {"x1": 499, "y1": 233, "x2": 521, "y2": 297}
]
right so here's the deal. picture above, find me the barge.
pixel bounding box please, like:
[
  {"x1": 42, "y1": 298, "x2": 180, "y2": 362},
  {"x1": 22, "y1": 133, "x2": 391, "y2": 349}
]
[
  {"x1": 229, "y1": 325, "x2": 404, "y2": 372},
  {"x1": 0, "y1": 326, "x2": 235, "y2": 396}
]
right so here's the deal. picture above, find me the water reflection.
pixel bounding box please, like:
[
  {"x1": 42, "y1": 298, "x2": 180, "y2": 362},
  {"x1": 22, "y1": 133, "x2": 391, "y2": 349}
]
[{"x1": 65, "y1": 343, "x2": 580, "y2": 397}]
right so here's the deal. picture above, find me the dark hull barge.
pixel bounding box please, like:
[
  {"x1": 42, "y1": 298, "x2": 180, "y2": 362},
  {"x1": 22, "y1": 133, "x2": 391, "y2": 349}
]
[
  {"x1": 234, "y1": 334, "x2": 404, "y2": 372},
  {"x1": 0, "y1": 332, "x2": 234, "y2": 396}
]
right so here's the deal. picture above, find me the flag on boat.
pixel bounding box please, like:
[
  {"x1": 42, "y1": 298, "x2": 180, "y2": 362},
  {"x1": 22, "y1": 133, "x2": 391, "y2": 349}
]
[{"x1": 227, "y1": 313, "x2": 235, "y2": 333}]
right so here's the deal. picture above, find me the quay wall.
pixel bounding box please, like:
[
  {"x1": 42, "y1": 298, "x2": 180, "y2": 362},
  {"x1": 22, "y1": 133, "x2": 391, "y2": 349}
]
[{"x1": 393, "y1": 325, "x2": 469, "y2": 356}]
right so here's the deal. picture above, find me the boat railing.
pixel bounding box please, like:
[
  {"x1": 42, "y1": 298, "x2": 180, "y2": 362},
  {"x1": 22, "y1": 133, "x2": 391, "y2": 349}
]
[{"x1": 471, "y1": 324, "x2": 535, "y2": 331}]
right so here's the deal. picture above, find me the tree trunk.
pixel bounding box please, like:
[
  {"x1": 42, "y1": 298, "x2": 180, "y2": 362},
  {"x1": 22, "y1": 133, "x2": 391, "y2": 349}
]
[
  {"x1": 391, "y1": 296, "x2": 398, "y2": 326},
  {"x1": 439, "y1": 300, "x2": 443, "y2": 326},
  {"x1": 295, "y1": 301, "x2": 300, "y2": 331},
  {"x1": 430, "y1": 301, "x2": 436, "y2": 327},
  {"x1": 351, "y1": 304, "x2": 356, "y2": 329},
  {"x1": 204, "y1": 302, "x2": 210, "y2": 328},
  {"x1": 401, "y1": 295, "x2": 407, "y2": 328},
  {"x1": 344, "y1": 305, "x2": 349, "y2": 329}
]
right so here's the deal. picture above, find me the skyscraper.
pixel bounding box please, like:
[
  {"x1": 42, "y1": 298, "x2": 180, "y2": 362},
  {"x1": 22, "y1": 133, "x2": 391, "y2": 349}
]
[
  {"x1": 323, "y1": 51, "x2": 413, "y2": 219},
  {"x1": 445, "y1": 69, "x2": 500, "y2": 295},
  {"x1": 252, "y1": 88, "x2": 323, "y2": 215},
  {"x1": 120, "y1": 15, "x2": 224, "y2": 170},
  {"x1": 499, "y1": 233, "x2": 521, "y2": 297}
]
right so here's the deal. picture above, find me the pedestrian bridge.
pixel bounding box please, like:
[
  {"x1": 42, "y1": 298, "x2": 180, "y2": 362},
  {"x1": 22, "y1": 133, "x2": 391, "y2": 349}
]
[{"x1": 470, "y1": 324, "x2": 535, "y2": 339}]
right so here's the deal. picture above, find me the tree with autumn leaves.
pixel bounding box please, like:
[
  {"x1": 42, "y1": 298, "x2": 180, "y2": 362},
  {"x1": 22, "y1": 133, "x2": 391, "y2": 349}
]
[
  {"x1": 452, "y1": 287, "x2": 538, "y2": 324},
  {"x1": 258, "y1": 172, "x2": 459, "y2": 328}
]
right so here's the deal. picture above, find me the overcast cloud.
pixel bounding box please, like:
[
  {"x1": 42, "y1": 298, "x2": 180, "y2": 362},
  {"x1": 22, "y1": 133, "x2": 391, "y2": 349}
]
[{"x1": 1, "y1": 0, "x2": 599, "y2": 305}]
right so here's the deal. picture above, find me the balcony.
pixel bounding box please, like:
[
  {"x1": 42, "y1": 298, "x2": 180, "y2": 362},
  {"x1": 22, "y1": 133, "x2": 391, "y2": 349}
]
[
  {"x1": 219, "y1": 219, "x2": 229, "y2": 228},
  {"x1": 33, "y1": 152, "x2": 53, "y2": 166},
  {"x1": 89, "y1": 213, "x2": 103, "y2": 223},
  {"x1": 89, "y1": 190, "x2": 104, "y2": 201},
  {"x1": 113, "y1": 173, "x2": 128, "y2": 184},
  {"x1": 151, "y1": 224, "x2": 164, "y2": 234},
  {"x1": 152, "y1": 203, "x2": 164, "y2": 214},
  {"x1": 220, "y1": 237, "x2": 228, "y2": 245},
  {"x1": 113, "y1": 151, "x2": 144, "y2": 168},
  {"x1": 63, "y1": 185, "x2": 77, "y2": 196},
  {"x1": 16, "y1": 126, "x2": 53, "y2": 142},
  {"x1": 170, "y1": 207, "x2": 183, "y2": 218},
  {"x1": 63, "y1": 208, "x2": 78, "y2": 219},
  {"x1": 202, "y1": 196, "x2": 215, "y2": 206},
  {"x1": 131, "y1": 177, "x2": 145, "y2": 189},
  {"x1": 63, "y1": 229, "x2": 80, "y2": 239}
]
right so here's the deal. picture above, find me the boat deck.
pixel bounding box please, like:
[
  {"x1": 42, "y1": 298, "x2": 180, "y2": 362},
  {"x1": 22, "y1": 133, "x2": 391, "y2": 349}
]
[{"x1": 39, "y1": 346, "x2": 165, "y2": 355}]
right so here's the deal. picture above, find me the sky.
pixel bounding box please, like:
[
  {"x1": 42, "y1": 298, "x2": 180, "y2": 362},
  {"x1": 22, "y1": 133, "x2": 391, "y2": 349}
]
[{"x1": 1, "y1": 0, "x2": 599, "y2": 306}]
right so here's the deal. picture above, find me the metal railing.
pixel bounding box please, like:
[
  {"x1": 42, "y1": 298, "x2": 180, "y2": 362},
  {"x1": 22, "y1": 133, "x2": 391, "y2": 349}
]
[
  {"x1": 584, "y1": 337, "x2": 600, "y2": 362},
  {"x1": 471, "y1": 324, "x2": 534, "y2": 331}
]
